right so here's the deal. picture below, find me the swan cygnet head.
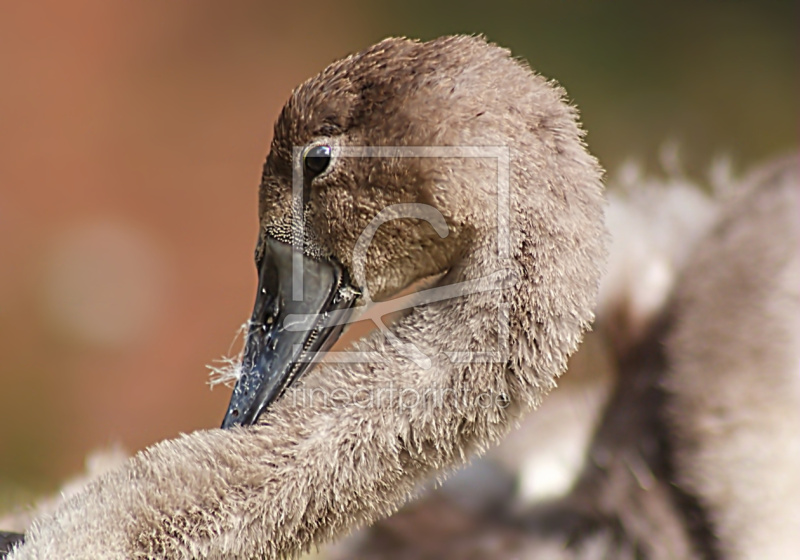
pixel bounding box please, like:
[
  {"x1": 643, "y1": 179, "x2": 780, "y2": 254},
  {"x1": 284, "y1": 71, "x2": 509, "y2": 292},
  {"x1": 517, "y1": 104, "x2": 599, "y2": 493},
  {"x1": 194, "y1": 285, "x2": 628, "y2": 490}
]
[{"x1": 221, "y1": 35, "x2": 607, "y2": 429}]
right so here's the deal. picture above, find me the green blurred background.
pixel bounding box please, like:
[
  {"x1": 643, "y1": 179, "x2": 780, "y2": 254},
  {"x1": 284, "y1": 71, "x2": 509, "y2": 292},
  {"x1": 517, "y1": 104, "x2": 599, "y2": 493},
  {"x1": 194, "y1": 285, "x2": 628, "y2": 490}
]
[{"x1": 0, "y1": 0, "x2": 796, "y2": 507}]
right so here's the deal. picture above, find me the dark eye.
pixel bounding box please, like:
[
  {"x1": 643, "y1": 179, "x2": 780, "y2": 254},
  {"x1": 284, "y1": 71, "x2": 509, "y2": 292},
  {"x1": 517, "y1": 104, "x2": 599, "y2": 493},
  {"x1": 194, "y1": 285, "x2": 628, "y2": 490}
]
[{"x1": 303, "y1": 144, "x2": 332, "y2": 178}]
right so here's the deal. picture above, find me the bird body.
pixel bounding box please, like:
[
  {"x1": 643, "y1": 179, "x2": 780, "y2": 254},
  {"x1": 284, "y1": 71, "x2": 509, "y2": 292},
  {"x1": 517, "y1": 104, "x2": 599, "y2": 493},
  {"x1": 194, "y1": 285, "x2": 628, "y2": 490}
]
[{"x1": 666, "y1": 155, "x2": 800, "y2": 558}]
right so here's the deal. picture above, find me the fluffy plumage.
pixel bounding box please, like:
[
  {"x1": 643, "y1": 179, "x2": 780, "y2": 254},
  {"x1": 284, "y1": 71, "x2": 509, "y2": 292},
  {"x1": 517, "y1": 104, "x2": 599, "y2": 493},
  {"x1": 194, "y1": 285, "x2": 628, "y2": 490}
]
[
  {"x1": 666, "y1": 154, "x2": 800, "y2": 558},
  {"x1": 5, "y1": 35, "x2": 606, "y2": 558}
]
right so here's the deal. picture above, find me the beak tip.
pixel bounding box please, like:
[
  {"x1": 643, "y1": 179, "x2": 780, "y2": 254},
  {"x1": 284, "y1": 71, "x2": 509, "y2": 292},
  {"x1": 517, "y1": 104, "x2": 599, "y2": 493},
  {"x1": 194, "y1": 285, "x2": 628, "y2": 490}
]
[{"x1": 220, "y1": 238, "x2": 358, "y2": 429}]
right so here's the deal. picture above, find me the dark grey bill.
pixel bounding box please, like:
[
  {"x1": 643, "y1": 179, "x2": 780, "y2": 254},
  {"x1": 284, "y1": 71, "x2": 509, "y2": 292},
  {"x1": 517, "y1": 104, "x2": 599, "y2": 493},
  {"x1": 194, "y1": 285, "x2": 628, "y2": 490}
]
[{"x1": 221, "y1": 237, "x2": 359, "y2": 428}]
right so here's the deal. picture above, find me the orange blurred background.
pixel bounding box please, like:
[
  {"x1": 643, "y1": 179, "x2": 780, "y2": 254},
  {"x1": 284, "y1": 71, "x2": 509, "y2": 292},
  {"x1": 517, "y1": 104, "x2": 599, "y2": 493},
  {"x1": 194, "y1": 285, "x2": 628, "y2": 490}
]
[{"x1": 0, "y1": 0, "x2": 796, "y2": 502}]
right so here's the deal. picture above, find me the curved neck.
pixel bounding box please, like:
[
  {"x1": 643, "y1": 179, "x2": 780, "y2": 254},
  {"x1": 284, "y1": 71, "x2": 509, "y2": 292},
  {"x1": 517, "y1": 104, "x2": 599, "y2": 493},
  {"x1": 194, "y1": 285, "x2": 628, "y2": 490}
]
[{"x1": 12, "y1": 241, "x2": 547, "y2": 559}]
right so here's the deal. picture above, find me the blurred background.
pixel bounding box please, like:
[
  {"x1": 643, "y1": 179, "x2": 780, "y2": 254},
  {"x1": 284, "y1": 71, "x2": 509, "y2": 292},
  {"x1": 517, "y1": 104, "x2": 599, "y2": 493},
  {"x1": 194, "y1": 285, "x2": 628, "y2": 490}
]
[{"x1": 0, "y1": 0, "x2": 796, "y2": 507}]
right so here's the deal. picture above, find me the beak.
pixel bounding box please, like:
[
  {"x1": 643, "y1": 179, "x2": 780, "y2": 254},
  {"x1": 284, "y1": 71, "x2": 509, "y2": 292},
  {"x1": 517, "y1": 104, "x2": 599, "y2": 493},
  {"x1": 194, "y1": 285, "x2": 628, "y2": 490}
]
[{"x1": 221, "y1": 237, "x2": 359, "y2": 429}]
